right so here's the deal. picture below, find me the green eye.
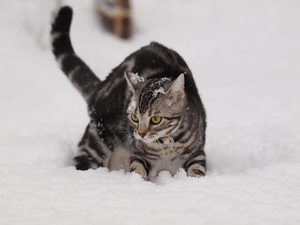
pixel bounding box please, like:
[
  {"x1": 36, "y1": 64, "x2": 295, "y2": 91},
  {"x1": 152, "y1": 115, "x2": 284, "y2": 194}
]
[
  {"x1": 151, "y1": 116, "x2": 162, "y2": 125},
  {"x1": 131, "y1": 114, "x2": 139, "y2": 123}
]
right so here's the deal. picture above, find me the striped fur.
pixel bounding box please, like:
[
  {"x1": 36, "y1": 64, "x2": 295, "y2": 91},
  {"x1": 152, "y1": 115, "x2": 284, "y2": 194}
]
[{"x1": 51, "y1": 6, "x2": 206, "y2": 180}]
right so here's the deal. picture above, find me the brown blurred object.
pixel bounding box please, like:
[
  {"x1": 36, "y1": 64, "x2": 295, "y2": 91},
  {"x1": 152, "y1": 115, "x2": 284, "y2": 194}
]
[{"x1": 95, "y1": 0, "x2": 132, "y2": 39}]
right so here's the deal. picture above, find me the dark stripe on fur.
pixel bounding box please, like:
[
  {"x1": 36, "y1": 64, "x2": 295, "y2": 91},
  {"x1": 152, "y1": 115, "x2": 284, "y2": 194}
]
[
  {"x1": 190, "y1": 169, "x2": 205, "y2": 176},
  {"x1": 88, "y1": 135, "x2": 107, "y2": 159},
  {"x1": 81, "y1": 148, "x2": 104, "y2": 167},
  {"x1": 173, "y1": 130, "x2": 187, "y2": 143},
  {"x1": 138, "y1": 78, "x2": 170, "y2": 113},
  {"x1": 164, "y1": 116, "x2": 181, "y2": 121}
]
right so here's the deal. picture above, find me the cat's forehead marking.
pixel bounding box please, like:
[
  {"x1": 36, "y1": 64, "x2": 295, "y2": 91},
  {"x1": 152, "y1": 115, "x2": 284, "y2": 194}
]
[
  {"x1": 138, "y1": 78, "x2": 169, "y2": 114},
  {"x1": 139, "y1": 91, "x2": 157, "y2": 114}
]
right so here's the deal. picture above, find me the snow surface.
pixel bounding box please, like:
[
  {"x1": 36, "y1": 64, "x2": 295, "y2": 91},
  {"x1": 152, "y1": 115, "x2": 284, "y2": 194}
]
[{"x1": 1, "y1": 0, "x2": 300, "y2": 224}]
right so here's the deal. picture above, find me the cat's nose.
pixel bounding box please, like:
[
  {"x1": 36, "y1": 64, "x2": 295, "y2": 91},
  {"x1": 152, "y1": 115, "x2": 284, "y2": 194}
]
[{"x1": 138, "y1": 133, "x2": 146, "y2": 138}]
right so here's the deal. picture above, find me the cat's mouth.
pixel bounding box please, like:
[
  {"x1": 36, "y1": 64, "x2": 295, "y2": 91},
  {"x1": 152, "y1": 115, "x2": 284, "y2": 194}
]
[{"x1": 134, "y1": 135, "x2": 154, "y2": 143}]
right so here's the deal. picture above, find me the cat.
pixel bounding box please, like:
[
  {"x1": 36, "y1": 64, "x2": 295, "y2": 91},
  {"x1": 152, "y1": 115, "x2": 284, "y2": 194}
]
[{"x1": 51, "y1": 6, "x2": 206, "y2": 180}]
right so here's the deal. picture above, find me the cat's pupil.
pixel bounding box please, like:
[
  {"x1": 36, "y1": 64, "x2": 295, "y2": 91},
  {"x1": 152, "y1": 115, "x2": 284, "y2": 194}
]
[
  {"x1": 151, "y1": 116, "x2": 162, "y2": 125},
  {"x1": 131, "y1": 114, "x2": 139, "y2": 123}
]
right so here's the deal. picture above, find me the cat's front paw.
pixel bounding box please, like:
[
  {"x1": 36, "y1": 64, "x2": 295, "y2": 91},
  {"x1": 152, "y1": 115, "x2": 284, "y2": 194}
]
[
  {"x1": 187, "y1": 163, "x2": 206, "y2": 177},
  {"x1": 74, "y1": 155, "x2": 92, "y2": 170},
  {"x1": 130, "y1": 161, "x2": 149, "y2": 181}
]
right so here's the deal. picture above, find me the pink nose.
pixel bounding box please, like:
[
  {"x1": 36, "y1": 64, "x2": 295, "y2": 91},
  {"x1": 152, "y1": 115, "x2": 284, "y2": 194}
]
[{"x1": 138, "y1": 133, "x2": 146, "y2": 138}]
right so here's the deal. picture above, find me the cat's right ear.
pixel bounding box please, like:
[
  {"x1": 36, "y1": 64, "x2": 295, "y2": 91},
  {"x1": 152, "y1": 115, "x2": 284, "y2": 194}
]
[{"x1": 124, "y1": 71, "x2": 145, "y2": 93}]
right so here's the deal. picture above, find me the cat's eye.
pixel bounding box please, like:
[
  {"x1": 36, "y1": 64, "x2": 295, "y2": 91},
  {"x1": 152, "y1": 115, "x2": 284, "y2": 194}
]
[
  {"x1": 151, "y1": 116, "x2": 162, "y2": 125},
  {"x1": 131, "y1": 114, "x2": 139, "y2": 123}
]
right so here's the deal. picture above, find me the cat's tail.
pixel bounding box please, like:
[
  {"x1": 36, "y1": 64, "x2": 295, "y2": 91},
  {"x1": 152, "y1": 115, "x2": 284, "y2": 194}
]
[{"x1": 51, "y1": 6, "x2": 101, "y2": 102}]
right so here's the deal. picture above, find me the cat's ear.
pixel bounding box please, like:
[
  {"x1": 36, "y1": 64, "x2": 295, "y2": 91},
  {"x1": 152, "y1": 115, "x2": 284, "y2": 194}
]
[
  {"x1": 124, "y1": 71, "x2": 145, "y2": 93},
  {"x1": 166, "y1": 73, "x2": 185, "y2": 103}
]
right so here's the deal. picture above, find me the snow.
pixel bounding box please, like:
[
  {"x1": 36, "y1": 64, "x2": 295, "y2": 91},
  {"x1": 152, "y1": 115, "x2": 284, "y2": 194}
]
[
  {"x1": 127, "y1": 100, "x2": 137, "y2": 113},
  {"x1": 152, "y1": 87, "x2": 165, "y2": 97},
  {"x1": 1, "y1": 0, "x2": 300, "y2": 224},
  {"x1": 128, "y1": 72, "x2": 145, "y2": 85}
]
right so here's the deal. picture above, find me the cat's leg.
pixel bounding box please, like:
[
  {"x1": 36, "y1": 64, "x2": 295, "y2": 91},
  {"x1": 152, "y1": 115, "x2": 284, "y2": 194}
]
[
  {"x1": 130, "y1": 157, "x2": 151, "y2": 181},
  {"x1": 183, "y1": 150, "x2": 206, "y2": 177},
  {"x1": 74, "y1": 122, "x2": 111, "y2": 170},
  {"x1": 74, "y1": 146, "x2": 107, "y2": 170}
]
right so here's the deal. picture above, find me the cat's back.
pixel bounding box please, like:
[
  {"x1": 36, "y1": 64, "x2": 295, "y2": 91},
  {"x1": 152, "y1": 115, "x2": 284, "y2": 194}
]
[
  {"x1": 91, "y1": 42, "x2": 188, "y2": 101},
  {"x1": 122, "y1": 42, "x2": 191, "y2": 78},
  {"x1": 102, "y1": 42, "x2": 198, "y2": 96},
  {"x1": 89, "y1": 42, "x2": 203, "y2": 117}
]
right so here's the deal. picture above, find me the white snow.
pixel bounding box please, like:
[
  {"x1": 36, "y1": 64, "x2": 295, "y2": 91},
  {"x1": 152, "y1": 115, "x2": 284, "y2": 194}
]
[
  {"x1": 152, "y1": 87, "x2": 166, "y2": 97},
  {"x1": 1, "y1": 0, "x2": 300, "y2": 224},
  {"x1": 128, "y1": 72, "x2": 145, "y2": 85},
  {"x1": 127, "y1": 100, "x2": 137, "y2": 113}
]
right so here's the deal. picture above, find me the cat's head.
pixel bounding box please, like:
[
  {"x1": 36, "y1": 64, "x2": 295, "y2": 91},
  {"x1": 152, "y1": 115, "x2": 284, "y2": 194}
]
[{"x1": 125, "y1": 71, "x2": 186, "y2": 143}]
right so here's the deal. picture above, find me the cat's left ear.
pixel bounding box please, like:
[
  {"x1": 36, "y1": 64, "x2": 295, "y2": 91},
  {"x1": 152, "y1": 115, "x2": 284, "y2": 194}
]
[
  {"x1": 124, "y1": 71, "x2": 145, "y2": 93},
  {"x1": 166, "y1": 73, "x2": 185, "y2": 102}
]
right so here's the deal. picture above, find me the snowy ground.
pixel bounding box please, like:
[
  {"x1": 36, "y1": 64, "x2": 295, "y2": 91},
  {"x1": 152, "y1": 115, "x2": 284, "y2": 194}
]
[{"x1": 1, "y1": 0, "x2": 300, "y2": 224}]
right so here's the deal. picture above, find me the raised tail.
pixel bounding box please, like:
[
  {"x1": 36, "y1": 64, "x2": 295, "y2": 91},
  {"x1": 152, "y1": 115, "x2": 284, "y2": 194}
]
[{"x1": 51, "y1": 6, "x2": 101, "y2": 102}]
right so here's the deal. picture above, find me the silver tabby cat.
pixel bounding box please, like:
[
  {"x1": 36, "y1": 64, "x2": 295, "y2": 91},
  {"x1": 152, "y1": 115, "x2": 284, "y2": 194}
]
[{"x1": 51, "y1": 6, "x2": 206, "y2": 180}]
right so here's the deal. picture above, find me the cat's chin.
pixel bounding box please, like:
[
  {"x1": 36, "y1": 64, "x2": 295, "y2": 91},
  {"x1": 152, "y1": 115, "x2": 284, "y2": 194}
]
[
  {"x1": 136, "y1": 137, "x2": 157, "y2": 144},
  {"x1": 141, "y1": 139, "x2": 156, "y2": 144},
  {"x1": 133, "y1": 134, "x2": 158, "y2": 144}
]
